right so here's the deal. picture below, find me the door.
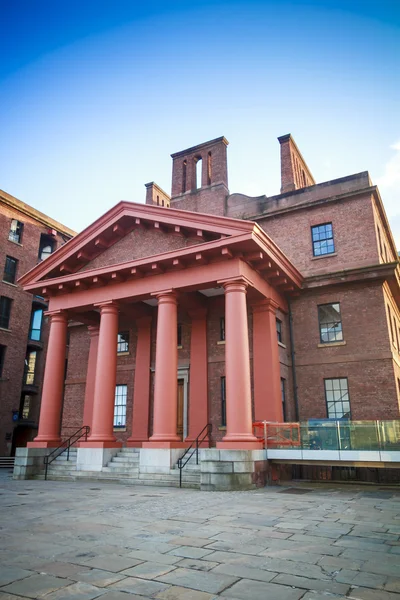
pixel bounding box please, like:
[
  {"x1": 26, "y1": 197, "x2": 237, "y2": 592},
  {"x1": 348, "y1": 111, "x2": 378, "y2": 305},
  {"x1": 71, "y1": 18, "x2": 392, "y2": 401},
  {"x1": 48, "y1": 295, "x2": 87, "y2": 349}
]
[{"x1": 177, "y1": 379, "x2": 184, "y2": 439}]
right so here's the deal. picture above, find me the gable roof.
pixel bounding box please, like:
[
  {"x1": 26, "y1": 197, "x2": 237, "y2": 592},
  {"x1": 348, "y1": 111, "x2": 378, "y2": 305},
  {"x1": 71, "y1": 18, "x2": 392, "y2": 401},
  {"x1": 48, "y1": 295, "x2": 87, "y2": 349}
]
[{"x1": 19, "y1": 201, "x2": 254, "y2": 286}]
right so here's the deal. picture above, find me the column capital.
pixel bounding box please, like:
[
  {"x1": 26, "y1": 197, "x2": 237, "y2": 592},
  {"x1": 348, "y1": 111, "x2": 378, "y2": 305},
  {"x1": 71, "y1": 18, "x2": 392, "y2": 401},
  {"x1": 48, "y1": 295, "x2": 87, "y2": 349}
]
[
  {"x1": 44, "y1": 310, "x2": 68, "y2": 323},
  {"x1": 94, "y1": 301, "x2": 119, "y2": 315},
  {"x1": 251, "y1": 298, "x2": 280, "y2": 315},
  {"x1": 218, "y1": 276, "x2": 253, "y2": 293},
  {"x1": 151, "y1": 289, "x2": 178, "y2": 305}
]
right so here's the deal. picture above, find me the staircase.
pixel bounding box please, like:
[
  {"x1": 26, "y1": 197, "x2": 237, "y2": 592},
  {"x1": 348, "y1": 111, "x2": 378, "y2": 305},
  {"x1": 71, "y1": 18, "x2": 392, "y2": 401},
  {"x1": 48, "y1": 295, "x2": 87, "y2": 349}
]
[
  {"x1": 44, "y1": 447, "x2": 200, "y2": 489},
  {"x1": 0, "y1": 456, "x2": 15, "y2": 468}
]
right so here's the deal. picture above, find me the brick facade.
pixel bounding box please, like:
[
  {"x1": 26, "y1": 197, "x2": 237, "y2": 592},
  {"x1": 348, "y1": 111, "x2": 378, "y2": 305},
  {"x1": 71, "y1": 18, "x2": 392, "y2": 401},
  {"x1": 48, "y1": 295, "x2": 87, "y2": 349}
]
[
  {"x1": 0, "y1": 190, "x2": 74, "y2": 455},
  {"x1": 17, "y1": 134, "x2": 400, "y2": 449}
]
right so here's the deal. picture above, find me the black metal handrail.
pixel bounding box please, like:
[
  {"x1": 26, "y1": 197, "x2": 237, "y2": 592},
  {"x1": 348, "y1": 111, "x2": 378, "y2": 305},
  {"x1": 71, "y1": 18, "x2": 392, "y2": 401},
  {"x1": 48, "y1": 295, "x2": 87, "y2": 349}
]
[
  {"x1": 43, "y1": 425, "x2": 90, "y2": 480},
  {"x1": 177, "y1": 423, "x2": 212, "y2": 488}
]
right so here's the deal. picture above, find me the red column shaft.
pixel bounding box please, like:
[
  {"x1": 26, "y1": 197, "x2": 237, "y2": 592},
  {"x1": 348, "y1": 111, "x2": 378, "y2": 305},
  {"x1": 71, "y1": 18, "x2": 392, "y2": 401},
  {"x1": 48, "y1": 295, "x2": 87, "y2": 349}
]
[
  {"x1": 89, "y1": 303, "x2": 119, "y2": 443},
  {"x1": 187, "y1": 309, "x2": 208, "y2": 442},
  {"x1": 127, "y1": 316, "x2": 152, "y2": 446},
  {"x1": 82, "y1": 326, "x2": 99, "y2": 431},
  {"x1": 253, "y1": 301, "x2": 284, "y2": 422},
  {"x1": 219, "y1": 279, "x2": 258, "y2": 447},
  {"x1": 149, "y1": 291, "x2": 180, "y2": 443},
  {"x1": 30, "y1": 311, "x2": 67, "y2": 446}
]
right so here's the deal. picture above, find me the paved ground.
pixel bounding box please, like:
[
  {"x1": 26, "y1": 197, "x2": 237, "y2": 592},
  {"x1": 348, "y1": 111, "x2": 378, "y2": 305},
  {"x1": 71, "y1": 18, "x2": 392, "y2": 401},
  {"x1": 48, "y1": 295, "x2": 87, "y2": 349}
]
[{"x1": 0, "y1": 475, "x2": 399, "y2": 600}]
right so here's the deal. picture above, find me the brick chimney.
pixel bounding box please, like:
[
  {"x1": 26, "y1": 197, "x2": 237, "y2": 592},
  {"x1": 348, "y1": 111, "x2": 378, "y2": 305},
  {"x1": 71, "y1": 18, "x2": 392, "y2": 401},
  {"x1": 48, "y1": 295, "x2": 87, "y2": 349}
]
[
  {"x1": 145, "y1": 182, "x2": 170, "y2": 208},
  {"x1": 278, "y1": 134, "x2": 315, "y2": 194}
]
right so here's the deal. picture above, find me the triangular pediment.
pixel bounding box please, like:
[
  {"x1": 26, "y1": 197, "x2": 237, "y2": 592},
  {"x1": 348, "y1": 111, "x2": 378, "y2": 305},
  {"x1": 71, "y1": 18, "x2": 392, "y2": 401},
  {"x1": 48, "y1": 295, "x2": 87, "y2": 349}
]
[{"x1": 19, "y1": 201, "x2": 255, "y2": 286}]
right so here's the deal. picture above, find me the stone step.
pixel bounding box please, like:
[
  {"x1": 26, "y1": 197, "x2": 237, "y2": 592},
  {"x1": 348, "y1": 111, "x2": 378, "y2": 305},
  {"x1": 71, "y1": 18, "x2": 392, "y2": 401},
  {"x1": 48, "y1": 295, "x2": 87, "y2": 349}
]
[
  {"x1": 102, "y1": 466, "x2": 139, "y2": 474},
  {"x1": 111, "y1": 457, "x2": 139, "y2": 464},
  {"x1": 138, "y1": 472, "x2": 200, "y2": 482}
]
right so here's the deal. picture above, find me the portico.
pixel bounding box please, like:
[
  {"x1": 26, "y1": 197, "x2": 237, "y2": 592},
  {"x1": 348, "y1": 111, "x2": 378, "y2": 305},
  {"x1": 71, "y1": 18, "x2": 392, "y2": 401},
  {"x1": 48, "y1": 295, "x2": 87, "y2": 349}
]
[{"x1": 18, "y1": 202, "x2": 302, "y2": 482}]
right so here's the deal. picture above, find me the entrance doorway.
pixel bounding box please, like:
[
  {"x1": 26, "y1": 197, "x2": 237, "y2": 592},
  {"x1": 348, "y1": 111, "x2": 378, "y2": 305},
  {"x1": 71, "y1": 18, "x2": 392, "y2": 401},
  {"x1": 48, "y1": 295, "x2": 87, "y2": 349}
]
[{"x1": 177, "y1": 379, "x2": 184, "y2": 439}]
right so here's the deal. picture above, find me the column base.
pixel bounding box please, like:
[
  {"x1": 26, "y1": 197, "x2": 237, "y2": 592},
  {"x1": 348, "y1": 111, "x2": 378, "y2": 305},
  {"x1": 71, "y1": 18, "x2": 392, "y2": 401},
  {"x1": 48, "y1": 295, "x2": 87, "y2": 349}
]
[
  {"x1": 79, "y1": 441, "x2": 122, "y2": 449},
  {"x1": 217, "y1": 441, "x2": 263, "y2": 450},
  {"x1": 126, "y1": 439, "x2": 146, "y2": 448},
  {"x1": 27, "y1": 440, "x2": 61, "y2": 448},
  {"x1": 143, "y1": 441, "x2": 189, "y2": 449}
]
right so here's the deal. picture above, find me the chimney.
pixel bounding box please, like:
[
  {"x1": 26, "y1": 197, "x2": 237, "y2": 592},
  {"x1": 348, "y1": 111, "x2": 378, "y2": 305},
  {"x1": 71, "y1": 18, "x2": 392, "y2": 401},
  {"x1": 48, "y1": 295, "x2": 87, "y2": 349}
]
[
  {"x1": 145, "y1": 182, "x2": 170, "y2": 208},
  {"x1": 278, "y1": 134, "x2": 315, "y2": 194}
]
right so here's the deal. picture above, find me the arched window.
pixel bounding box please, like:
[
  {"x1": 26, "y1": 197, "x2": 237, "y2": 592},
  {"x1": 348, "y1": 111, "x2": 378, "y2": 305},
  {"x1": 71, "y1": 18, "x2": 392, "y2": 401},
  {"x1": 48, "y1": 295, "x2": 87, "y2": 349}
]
[
  {"x1": 182, "y1": 160, "x2": 187, "y2": 193},
  {"x1": 195, "y1": 156, "x2": 202, "y2": 189}
]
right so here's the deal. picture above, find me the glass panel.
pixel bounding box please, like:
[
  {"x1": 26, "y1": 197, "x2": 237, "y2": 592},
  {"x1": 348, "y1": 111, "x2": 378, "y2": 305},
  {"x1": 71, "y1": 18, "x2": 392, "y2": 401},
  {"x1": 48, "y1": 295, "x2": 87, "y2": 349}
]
[
  {"x1": 29, "y1": 308, "x2": 43, "y2": 341},
  {"x1": 0, "y1": 297, "x2": 12, "y2": 329},
  {"x1": 113, "y1": 384, "x2": 127, "y2": 427},
  {"x1": 25, "y1": 351, "x2": 37, "y2": 385}
]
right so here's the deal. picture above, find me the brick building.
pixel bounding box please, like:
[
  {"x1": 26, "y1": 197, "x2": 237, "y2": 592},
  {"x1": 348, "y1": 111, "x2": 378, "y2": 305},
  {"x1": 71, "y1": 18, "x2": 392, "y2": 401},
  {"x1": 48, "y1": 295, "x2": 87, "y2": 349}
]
[
  {"x1": 16, "y1": 135, "x2": 400, "y2": 485},
  {"x1": 0, "y1": 190, "x2": 75, "y2": 456}
]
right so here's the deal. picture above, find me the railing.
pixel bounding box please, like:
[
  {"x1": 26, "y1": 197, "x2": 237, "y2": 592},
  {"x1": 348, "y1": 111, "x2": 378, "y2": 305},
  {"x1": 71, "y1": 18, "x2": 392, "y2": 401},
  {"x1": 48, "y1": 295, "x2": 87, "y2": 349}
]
[
  {"x1": 253, "y1": 421, "x2": 301, "y2": 448},
  {"x1": 254, "y1": 420, "x2": 400, "y2": 452},
  {"x1": 177, "y1": 423, "x2": 212, "y2": 488},
  {"x1": 44, "y1": 425, "x2": 90, "y2": 480}
]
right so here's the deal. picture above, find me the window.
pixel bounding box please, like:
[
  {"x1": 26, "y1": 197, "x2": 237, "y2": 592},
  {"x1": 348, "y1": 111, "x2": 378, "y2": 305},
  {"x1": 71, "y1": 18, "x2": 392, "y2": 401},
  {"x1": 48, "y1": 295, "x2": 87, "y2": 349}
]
[
  {"x1": 220, "y1": 317, "x2": 225, "y2": 341},
  {"x1": 29, "y1": 308, "x2": 43, "y2": 341},
  {"x1": 318, "y1": 303, "x2": 343, "y2": 343},
  {"x1": 3, "y1": 256, "x2": 17, "y2": 284},
  {"x1": 195, "y1": 156, "x2": 202, "y2": 189},
  {"x1": 0, "y1": 345, "x2": 5, "y2": 377},
  {"x1": 24, "y1": 350, "x2": 37, "y2": 385},
  {"x1": 38, "y1": 234, "x2": 55, "y2": 261},
  {"x1": 221, "y1": 376, "x2": 226, "y2": 427},
  {"x1": 281, "y1": 378, "x2": 287, "y2": 421},
  {"x1": 21, "y1": 395, "x2": 30, "y2": 419},
  {"x1": 324, "y1": 378, "x2": 351, "y2": 419},
  {"x1": 114, "y1": 385, "x2": 127, "y2": 427},
  {"x1": 0, "y1": 296, "x2": 12, "y2": 329},
  {"x1": 117, "y1": 332, "x2": 129, "y2": 354},
  {"x1": 276, "y1": 318, "x2": 282, "y2": 343},
  {"x1": 311, "y1": 223, "x2": 335, "y2": 256},
  {"x1": 8, "y1": 219, "x2": 23, "y2": 244},
  {"x1": 177, "y1": 324, "x2": 182, "y2": 347}
]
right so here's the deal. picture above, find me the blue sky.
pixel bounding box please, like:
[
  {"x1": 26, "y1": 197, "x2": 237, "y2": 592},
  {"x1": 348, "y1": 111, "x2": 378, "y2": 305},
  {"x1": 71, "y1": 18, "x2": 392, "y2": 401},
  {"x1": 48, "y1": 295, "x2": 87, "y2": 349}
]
[{"x1": 1, "y1": 0, "x2": 399, "y2": 246}]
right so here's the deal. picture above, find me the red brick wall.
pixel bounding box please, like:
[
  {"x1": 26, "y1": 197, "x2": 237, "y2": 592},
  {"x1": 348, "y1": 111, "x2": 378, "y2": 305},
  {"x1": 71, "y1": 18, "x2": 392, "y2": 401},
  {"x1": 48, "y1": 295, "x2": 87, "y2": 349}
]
[
  {"x1": 0, "y1": 203, "x2": 69, "y2": 455},
  {"x1": 79, "y1": 227, "x2": 202, "y2": 273},
  {"x1": 291, "y1": 282, "x2": 399, "y2": 420},
  {"x1": 256, "y1": 193, "x2": 379, "y2": 277}
]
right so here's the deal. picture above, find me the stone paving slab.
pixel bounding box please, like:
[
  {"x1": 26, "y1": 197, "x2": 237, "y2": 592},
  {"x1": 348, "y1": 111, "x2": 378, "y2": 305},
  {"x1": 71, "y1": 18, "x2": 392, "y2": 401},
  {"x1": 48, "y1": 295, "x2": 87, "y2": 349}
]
[{"x1": 0, "y1": 479, "x2": 399, "y2": 600}]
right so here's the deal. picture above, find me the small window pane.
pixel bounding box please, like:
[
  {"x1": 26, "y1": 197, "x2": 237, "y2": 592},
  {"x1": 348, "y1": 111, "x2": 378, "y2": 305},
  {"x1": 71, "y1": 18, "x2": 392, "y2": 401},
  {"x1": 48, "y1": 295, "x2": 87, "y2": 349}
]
[
  {"x1": 25, "y1": 351, "x2": 37, "y2": 385},
  {"x1": 276, "y1": 319, "x2": 282, "y2": 343},
  {"x1": 117, "y1": 332, "x2": 129, "y2": 353},
  {"x1": 114, "y1": 384, "x2": 127, "y2": 427},
  {"x1": 29, "y1": 308, "x2": 43, "y2": 341},
  {"x1": 324, "y1": 378, "x2": 350, "y2": 419},
  {"x1": 0, "y1": 297, "x2": 12, "y2": 329},
  {"x1": 318, "y1": 303, "x2": 343, "y2": 343},
  {"x1": 9, "y1": 219, "x2": 23, "y2": 244},
  {"x1": 3, "y1": 256, "x2": 17, "y2": 284},
  {"x1": 311, "y1": 223, "x2": 335, "y2": 256},
  {"x1": 221, "y1": 376, "x2": 226, "y2": 427},
  {"x1": 220, "y1": 317, "x2": 225, "y2": 341},
  {"x1": 21, "y1": 395, "x2": 30, "y2": 419}
]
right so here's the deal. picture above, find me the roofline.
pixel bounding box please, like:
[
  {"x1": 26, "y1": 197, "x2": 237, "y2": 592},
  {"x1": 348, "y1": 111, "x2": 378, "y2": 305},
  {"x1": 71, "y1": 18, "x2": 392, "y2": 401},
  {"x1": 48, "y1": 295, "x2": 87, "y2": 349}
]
[
  {"x1": 277, "y1": 133, "x2": 315, "y2": 184},
  {"x1": 0, "y1": 189, "x2": 76, "y2": 237},
  {"x1": 18, "y1": 200, "x2": 256, "y2": 286},
  {"x1": 371, "y1": 185, "x2": 399, "y2": 261},
  {"x1": 171, "y1": 136, "x2": 229, "y2": 158}
]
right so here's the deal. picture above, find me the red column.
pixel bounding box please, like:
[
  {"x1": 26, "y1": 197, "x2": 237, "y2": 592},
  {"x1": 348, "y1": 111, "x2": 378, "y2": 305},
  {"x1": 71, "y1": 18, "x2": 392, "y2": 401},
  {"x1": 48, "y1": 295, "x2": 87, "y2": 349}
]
[
  {"x1": 217, "y1": 279, "x2": 259, "y2": 449},
  {"x1": 253, "y1": 300, "x2": 283, "y2": 422},
  {"x1": 82, "y1": 325, "x2": 99, "y2": 431},
  {"x1": 127, "y1": 316, "x2": 152, "y2": 447},
  {"x1": 28, "y1": 311, "x2": 67, "y2": 448},
  {"x1": 86, "y1": 302, "x2": 121, "y2": 447},
  {"x1": 187, "y1": 308, "x2": 208, "y2": 443},
  {"x1": 146, "y1": 290, "x2": 181, "y2": 446}
]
